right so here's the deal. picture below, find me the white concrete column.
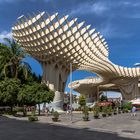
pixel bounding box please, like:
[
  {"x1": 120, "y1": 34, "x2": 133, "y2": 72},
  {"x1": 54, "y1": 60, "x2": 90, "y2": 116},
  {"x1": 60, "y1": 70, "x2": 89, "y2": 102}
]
[
  {"x1": 86, "y1": 94, "x2": 94, "y2": 103},
  {"x1": 118, "y1": 79, "x2": 140, "y2": 100},
  {"x1": 41, "y1": 62, "x2": 69, "y2": 111}
]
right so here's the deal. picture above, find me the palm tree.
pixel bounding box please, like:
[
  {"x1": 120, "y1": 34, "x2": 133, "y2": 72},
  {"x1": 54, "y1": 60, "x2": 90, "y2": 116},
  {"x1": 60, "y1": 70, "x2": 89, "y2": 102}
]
[
  {"x1": 0, "y1": 43, "x2": 12, "y2": 79},
  {"x1": 3, "y1": 38, "x2": 26, "y2": 78},
  {"x1": 0, "y1": 38, "x2": 31, "y2": 80}
]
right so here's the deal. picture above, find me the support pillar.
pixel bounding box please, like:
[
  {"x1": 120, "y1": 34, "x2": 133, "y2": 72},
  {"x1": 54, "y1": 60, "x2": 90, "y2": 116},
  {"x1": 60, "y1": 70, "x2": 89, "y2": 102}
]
[
  {"x1": 118, "y1": 79, "x2": 140, "y2": 100},
  {"x1": 41, "y1": 62, "x2": 69, "y2": 111},
  {"x1": 86, "y1": 93, "x2": 94, "y2": 103}
]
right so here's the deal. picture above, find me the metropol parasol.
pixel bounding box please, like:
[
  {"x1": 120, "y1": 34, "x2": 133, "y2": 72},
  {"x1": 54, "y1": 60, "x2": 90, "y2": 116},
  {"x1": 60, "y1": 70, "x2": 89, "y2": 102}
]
[{"x1": 12, "y1": 12, "x2": 140, "y2": 110}]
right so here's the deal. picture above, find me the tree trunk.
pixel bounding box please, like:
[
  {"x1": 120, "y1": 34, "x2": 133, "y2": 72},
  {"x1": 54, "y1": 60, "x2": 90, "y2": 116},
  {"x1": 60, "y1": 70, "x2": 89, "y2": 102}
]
[
  {"x1": 42, "y1": 103, "x2": 46, "y2": 113},
  {"x1": 38, "y1": 104, "x2": 41, "y2": 116},
  {"x1": 23, "y1": 105, "x2": 27, "y2": 117},
  {"x1": 10, "y1": 106, "x2": 13, "y2": 112},
  {"x1": 4, "y1": 65, "x2": 7, "y2": 78},
  {"x1": 15, "y1": 65, "x2": 18, "y2": 78}
]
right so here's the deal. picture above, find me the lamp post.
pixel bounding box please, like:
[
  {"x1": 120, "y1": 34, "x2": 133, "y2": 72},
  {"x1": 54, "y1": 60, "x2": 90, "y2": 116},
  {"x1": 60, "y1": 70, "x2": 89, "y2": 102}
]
[
  {"x1": 70, "y1": 63, "x2": 73, "y2": 122},
  {"x1": 69, "y1": 61, "x2": 78, "y2": 122}
]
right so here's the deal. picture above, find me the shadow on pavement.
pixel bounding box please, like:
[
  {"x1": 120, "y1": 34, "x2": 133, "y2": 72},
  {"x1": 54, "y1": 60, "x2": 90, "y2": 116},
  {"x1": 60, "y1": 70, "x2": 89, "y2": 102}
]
[{"x1": 0, "y1": 116, "x2": 138, "y2": 140}]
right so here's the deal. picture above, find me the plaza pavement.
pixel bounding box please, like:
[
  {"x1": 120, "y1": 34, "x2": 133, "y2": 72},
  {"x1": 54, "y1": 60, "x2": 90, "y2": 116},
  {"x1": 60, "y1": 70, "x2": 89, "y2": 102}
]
[{"x1": 2, "y1": 111, "x2": 140, "y2": 140}]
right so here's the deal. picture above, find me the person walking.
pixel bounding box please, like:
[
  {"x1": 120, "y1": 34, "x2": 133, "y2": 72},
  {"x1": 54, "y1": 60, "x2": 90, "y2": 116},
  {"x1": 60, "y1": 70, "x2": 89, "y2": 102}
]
[{"x1": 131, "y1": 106, "x2": 137, "y2": 116}]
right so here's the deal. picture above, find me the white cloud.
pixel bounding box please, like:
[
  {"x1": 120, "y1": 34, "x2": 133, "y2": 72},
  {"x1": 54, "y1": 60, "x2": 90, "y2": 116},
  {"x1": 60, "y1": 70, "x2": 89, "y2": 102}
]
[
  {"x1": 119, "y1": 1, "x2": 140, "y2": 18},
  {"x1": 70, "y1": 2, "x2": 108, "y2": 16},
  {"x1": 70, "y1": 1, "x2": 140, "y2": 19},
  {"x1": 99, "y1": 23, "x2": 133, "y2": 39},
  {"x1": 99, "y1": 24, "x2": 114, "y2": 38},
  {"x1": 0, "y1": 31, "x2": 12, "y2": 42},
  {"x1": 121, "y1": 1, "x2": 140, "y2": 7}
]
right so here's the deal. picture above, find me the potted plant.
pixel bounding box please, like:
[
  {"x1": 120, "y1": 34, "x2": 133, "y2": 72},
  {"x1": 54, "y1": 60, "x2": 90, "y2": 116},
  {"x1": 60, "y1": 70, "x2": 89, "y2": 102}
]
[
  {"x1": 28, "y1": 109, "x2": 38, "y2": 122},
  {"x1": 122, "y1": 108, "x2": 125, "y2": 113},
  {"x1": 82, "y1": 106, "x2": 89, "y2": 121},
  {"x1": 28, "y1": 115, "x2": 38, "y2": 122},
  {"x1": 122, "y1": 102, "x2": 132, "y2": 112},
  {"x1": 52, "y1": 111, "x2": 59, "y2": 122},
  {"x1": 124, "y1": 108, "x2": 129, "y2": 113},
  {"x1": 107, "y1": 106, "x2": 112, "y2": 116},
  {"x1": 118, "y1": 109, "x2": 121, "y2": 114},
  {"x1": 93, "y1": 104, "x2": 100, "y2": 119},
  {"x1": 113, "y1": 108, "x2": 117, "y2": 115},
  {"x1": 102, "y1": 106, "x2": 107, "y2": 117}
]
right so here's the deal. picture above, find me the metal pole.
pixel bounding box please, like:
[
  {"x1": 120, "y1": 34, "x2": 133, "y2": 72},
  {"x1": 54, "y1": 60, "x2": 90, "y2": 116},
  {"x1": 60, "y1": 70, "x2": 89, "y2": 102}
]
[
  {"x1": 70, "y1": 63, "x2": 72, "y2": 122},
  {"x1": 96, "y1": 86, "x2": 99, "y2": 101}
]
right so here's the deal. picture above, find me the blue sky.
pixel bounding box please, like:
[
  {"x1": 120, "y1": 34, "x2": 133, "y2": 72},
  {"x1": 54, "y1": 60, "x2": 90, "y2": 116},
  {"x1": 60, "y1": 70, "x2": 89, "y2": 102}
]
[{"x1": 0, "y1": 0, "x2": 140, "y2": 95}]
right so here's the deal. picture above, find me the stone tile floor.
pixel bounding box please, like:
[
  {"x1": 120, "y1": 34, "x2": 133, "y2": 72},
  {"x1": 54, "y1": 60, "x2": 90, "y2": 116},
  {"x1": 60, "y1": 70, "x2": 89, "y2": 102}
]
[{"x1": 5, "y1": 111, "x2": 140, "y2": 139}]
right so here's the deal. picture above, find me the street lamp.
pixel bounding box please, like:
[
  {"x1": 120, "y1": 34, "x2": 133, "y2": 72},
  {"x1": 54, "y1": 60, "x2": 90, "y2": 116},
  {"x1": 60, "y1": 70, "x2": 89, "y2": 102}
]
[{"x1": 69, "y1": 61, "x2": 78, "y2": 122}]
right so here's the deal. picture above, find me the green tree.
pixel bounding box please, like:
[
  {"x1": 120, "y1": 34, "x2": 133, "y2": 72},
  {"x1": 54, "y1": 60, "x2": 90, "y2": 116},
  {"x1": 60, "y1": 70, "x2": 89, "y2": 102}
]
[
  {"x1": 78, "y1": 95, "x2": 86, "y2": 108},
  {"x1": 18, "y1": 82, "x2": 54, "y2": 116},
  {"x1": 82, "y1": 106, "x2": 89, "y2": 121},
  {"x1": 0, "y1": 38, "x2": 30, "y2": 79},
  {"x1": 93, "y1": 104, "x2": 100, "y2": 118},
  {"x1": 17, "y1": 61, "x2": 32, "y2": 84},
  {"x1": 123, "y1": 102, "x2": 132, "y2": 110},
  {"x1": 0, "y1": 43, "x2": 12, "y2": 79},
  {"x1": 100, "y1": 95, "x2": 108, "y2": 101},
  {"x1": 0, "y1": 78, "x2": 20, "y2": 111},
  {"x1": 18, "y1": 84, "x2": 31, "y2": 106},
  {"x1": 0, "y1": 38, "x2": 54, "y2": 116},
  {"x1": 31, "y1": 83, "x2": 54, "y2": 115},
  {"x1": 18, "y1": 84, "x2": 36, "y2": 116}
]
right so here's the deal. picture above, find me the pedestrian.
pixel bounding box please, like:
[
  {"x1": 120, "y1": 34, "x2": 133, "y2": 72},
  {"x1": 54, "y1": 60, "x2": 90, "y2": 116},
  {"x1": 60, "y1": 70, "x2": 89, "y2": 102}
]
[
  {"x1": 66, "y1": 104, "x2": 70, "y2": 114},
  {"x1": 45, "y1": 107, "x2": 49, "y2": 116},
  {"x1": 131, "y1": 106, "x2": 136, "y2": 116}
]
